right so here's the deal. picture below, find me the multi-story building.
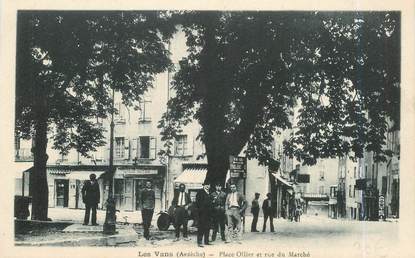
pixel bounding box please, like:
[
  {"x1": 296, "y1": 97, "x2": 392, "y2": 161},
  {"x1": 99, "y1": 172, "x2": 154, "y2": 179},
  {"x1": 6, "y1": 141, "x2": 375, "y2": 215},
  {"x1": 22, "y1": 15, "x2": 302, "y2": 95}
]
[
  {"x1": 335, "y1": 118, "x2": 399, "y2": 221},
  {"x1": 384, "y1": 125, "x2": 400, "y2": 218},
  {"x1": 337, "y1": 156, "x2": 359, "y2": 220},
  {"x1": 299, "y1": 159, "x2": 338, "y2": 217}
]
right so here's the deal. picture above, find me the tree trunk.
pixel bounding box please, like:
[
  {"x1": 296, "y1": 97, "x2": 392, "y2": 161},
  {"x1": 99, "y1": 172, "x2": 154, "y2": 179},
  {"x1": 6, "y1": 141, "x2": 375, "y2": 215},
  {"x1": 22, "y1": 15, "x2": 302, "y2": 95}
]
[
  {"x1": 31, "y1": 85, "x2": 49, "y2": 221},
  {"x1": 205, "y1": 143, "x2": 230, "y2": 187}
]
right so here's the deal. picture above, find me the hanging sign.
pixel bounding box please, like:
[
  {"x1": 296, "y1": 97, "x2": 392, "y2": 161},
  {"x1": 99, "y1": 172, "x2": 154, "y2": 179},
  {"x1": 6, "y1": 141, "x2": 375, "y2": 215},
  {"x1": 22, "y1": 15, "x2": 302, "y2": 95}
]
[{"x1": 229, "y1": 156, "x2": 247, "y2": 178}]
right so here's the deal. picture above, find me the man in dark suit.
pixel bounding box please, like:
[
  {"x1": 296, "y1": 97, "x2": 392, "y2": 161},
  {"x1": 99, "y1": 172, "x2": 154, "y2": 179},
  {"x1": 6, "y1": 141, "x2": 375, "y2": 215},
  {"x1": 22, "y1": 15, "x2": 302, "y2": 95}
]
[
  {"x1": 250, "y1": 192, "x2": 260, "y2": 232},
  {"x1": 225, "y1": 183, "x2": 247, "y2": 243},
  {"x1": 195, "y1": 182, "x2": 213, "y2": 247},
  {"x1": 171, "y1": 183, "x2": 191, "y2": 241},
  {"x1": 140, "y1": 180, "x2": 155, "y2": 240},
  {"x1": 262, "y1": 193, "x2": 274, "y2": 232},
  {"x1": 82, "y1": 173, "x2": 100, "y2": 226},
  {"x1": 210, "y1": 184, "x2": 227, "y2": 242}
]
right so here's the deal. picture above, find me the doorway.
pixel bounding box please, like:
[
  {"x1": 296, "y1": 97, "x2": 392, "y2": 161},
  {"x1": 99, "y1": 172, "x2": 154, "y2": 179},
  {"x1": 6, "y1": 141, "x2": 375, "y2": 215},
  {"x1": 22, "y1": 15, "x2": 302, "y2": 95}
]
[
  {"x1": 114, "y1": 179, "x2": 134, "y2": 211},
  {"x1": 55, "y1": 179, "x2": 69, "y2": 207}
]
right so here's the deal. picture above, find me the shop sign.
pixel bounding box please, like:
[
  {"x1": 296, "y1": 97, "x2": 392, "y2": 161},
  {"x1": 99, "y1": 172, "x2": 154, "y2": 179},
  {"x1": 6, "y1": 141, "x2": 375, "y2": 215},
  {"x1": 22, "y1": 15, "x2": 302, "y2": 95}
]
[
  {"x1": 118, "y1": 168, "x2": 158, "y2": 176},
  {"x1": 229, "y1": 156, "x2": 247, "y2": 178}
]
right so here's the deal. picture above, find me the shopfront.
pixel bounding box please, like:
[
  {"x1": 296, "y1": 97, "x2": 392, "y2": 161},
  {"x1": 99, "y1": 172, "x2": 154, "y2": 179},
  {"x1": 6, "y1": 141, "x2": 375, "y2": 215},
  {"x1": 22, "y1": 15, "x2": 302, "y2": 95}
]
[
  {"x1": 111, "y1": 165, "x2": 166, "y2": 212},
  {"x1": 46, "y1": 166, "x2": 106, "y2": 209},
  {"x1": 270, "y1": 173, "x2": 295, "y2": 219},
  {"x1": 67, "y1": 171, "x2": 105, "y2": 209}
]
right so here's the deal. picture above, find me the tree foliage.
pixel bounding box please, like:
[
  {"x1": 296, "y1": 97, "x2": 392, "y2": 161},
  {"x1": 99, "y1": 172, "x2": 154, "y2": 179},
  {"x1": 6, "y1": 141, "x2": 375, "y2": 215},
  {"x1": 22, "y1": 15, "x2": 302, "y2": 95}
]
[
  {"x1": 15, "y1": 11, "x2": 175, "y2": 220},
  {"x1": 158, "y1": 11, "x2": 400, "y2": 184},
  {"x1": 16, "y1": 11, "x2": 175, "y2": 156}
]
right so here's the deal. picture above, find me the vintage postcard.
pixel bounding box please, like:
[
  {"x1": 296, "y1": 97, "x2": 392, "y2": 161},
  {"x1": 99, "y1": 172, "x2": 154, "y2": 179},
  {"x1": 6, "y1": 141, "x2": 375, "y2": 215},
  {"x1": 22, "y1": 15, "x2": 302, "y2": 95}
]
[{"x1": 0, "y1": 1, "x2": 414, "y2": 258}]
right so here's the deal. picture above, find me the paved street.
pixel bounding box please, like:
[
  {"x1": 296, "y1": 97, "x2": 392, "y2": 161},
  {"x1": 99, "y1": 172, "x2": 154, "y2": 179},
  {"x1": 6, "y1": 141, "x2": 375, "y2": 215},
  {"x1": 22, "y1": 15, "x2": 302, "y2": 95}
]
[{"x1": 43, "y1": 207, "x2": 401, "y2": 257}]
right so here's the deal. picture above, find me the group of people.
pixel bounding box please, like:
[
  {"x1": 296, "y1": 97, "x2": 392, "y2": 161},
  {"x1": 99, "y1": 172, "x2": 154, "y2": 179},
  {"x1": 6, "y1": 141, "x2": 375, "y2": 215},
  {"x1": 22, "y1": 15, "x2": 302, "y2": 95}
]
[
  {"x1": 282, "y1": 196, "x2": 303, "y2": 222},
  {"x1": 172, "y1": 182, "x2": 246, "y2": 247},
  {"x1": 80, "y1": 173, "x2": 157, "y2": 240},
  {"x1": 81, "y1": 173, "x2": 297, "y2": 248},
  {"x1": 250, "y1": 192, "x2": 275, "y2": 232}
]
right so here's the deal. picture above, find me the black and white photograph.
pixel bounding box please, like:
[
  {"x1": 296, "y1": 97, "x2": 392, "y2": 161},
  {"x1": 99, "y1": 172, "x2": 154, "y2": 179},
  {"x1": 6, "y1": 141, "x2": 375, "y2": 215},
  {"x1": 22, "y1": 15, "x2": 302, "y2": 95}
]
[{"x1": 1, "y1": 1, "x2": 414, "y2": 258}]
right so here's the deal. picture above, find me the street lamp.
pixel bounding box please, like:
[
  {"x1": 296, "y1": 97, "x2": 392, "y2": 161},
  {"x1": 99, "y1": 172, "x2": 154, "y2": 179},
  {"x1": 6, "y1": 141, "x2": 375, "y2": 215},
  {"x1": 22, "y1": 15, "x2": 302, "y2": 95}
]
[{"x1": 103, "y1": 88, "x2": 117, "y2": 234}]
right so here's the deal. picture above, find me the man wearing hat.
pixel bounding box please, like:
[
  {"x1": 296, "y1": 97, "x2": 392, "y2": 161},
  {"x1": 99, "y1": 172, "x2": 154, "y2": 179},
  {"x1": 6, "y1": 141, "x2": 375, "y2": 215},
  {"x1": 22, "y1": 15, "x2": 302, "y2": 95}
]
[
  {"x1": 250, "y1": 193, "x2": 260, "y2": 232},
  {"x1": 195, "y1": 182, "x2": 213, "y2": 247},
  {"x1": 82, "y1": 173, "x2": 100, "y2": 226},
  {"x1": 172, "y1": 183, "x2": 191, "y2": 241},
  {"x1": 262, "y1": 193, "x2": 275, "y2": 232},
  {"x1": 210, "y1": 183, "x2": 227, "y2": 242},
  {"x1": 140, "y1": 180, "x2": 155, "y2": 240}
]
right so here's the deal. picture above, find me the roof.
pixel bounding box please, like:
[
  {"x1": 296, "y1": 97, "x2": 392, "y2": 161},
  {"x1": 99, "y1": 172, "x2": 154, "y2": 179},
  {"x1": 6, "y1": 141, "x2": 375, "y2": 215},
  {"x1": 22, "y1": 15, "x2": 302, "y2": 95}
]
[
  {"x1": 174, "y1": 166, "x2": 207, "y2": 189},
  {"x1": 13, "y1": 162, "x2": 33, "y2": 173},
  {"x1": 13, "y1": 162, "x2": 33, "y2": 179}
]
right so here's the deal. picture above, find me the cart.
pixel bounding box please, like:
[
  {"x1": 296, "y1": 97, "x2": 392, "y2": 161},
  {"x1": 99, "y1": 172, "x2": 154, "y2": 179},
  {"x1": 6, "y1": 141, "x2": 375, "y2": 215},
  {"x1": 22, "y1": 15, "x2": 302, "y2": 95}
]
[{"x1": 156, "y1": 202, "x2": 198, "y2": 231}]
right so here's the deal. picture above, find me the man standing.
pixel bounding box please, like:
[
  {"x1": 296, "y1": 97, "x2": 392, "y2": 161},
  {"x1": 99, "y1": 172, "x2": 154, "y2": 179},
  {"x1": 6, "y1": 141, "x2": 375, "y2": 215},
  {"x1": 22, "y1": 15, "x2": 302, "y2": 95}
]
[
  {"x1": 172, "y1": 183, "x2": 191, "y2": 241},
  {"x1": 82, "y1": 173, "x2": 100, "y2": 226},
  {"x1": 141, "y1": 180, "x2": 155, "y2": 240},
  {"x1": 225, "y1": 183, "x2": 247, "y2": 243},
  {"x1": 195, "y1": 182, "x2": 212, "y2": 247},
  {"x1": 250, "y1": 193, "x2": 260, "y2": 232},
  {"x1": 262, "y1": 193, "x2": 274, "y2": 232},
  {"x1": 210, "y1": 184, "x2": 227, "y2": 242}
]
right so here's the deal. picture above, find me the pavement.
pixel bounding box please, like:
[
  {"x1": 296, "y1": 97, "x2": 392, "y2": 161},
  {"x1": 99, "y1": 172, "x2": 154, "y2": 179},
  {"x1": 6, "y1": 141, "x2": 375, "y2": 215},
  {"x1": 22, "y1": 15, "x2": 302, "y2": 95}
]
[
  {"x1": 47, "y1": 207, "x2": 144, "y2": 224},
  {"x1": 17, "y1": 207, "x2": 402, "y2": 256}
]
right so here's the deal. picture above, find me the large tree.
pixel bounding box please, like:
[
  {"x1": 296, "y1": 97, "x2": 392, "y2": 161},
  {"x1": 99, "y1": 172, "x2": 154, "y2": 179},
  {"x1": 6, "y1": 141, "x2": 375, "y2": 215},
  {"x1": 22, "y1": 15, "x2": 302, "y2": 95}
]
[
  {"x1": 16, "y1": 11, "x2": 175, "y2": 220},
  {"x1": 158, "y1": 11, "x2": 400, "y2": 186}
]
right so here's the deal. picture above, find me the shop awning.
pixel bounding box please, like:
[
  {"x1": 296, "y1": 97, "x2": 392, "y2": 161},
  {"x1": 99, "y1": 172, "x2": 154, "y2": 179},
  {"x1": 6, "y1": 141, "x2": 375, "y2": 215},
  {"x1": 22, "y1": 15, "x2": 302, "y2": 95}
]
[
  {"x1": 13, "y1": 162, "x2": 33, "y2": 179},
  {"x1": 271, "y1": 173, "x2": 294, "y2": 188},
  {"x1": 68, "y1": 171, "x2": 105, "y2": 180},
  {"x1": 174, "y1": 166, "x2": 207, "y2": 189}
]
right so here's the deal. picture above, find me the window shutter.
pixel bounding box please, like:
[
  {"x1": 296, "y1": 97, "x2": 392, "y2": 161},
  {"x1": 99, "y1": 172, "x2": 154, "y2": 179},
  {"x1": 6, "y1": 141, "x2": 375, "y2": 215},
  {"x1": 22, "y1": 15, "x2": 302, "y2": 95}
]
[
  {"x1": 150, "y1": 137, "x2": 156, "y2": 159},
  {"x1": 171, "y1": 138, "x2": 176, "y2": 156},
  {"x1": 137, "y1": 138, "x2": 141, "y2": 159},
  {"x1": 131, "y1": 138, "x2": 137, "y2": 159},
  {"x1": 119, "y1": 103, "x2": 124, "y2": 119},
  {"x1": 125, "y1": 138, "x2": 131, "y2": 160},
  {"x1": 185, "y1": 135, "x2": 194, "y2": 156}
]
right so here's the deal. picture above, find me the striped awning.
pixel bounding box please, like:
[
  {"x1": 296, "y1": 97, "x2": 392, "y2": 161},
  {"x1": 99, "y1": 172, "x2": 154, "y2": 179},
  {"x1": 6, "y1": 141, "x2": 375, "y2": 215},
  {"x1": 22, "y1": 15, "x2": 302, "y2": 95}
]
[
  {"x1": 48, "y1": 168, "x2": 72, "y2": 176},
  {"x1": 271, "y1": 173, "x2": 294, "y2": 188},
  {"x1": 174, "y1": 166, "x2": 207, "y2": 189}
]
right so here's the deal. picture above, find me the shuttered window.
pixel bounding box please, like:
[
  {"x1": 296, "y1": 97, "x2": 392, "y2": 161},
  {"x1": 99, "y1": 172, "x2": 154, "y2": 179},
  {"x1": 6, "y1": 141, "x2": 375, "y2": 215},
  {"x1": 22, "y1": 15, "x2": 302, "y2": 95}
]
[{"x1": 115, "y1": 137, "x2": 125, "y2": 159}]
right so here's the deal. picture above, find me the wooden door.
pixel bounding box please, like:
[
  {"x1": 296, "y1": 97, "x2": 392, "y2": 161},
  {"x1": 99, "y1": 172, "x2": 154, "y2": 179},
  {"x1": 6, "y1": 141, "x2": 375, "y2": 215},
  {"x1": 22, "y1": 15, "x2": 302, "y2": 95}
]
[
  {"x1": 114, "y1": 179, "x2": 125, "y2": 210},
  {"x1": 124, "y1": 179, "x2": 134, "y2": 211}
]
